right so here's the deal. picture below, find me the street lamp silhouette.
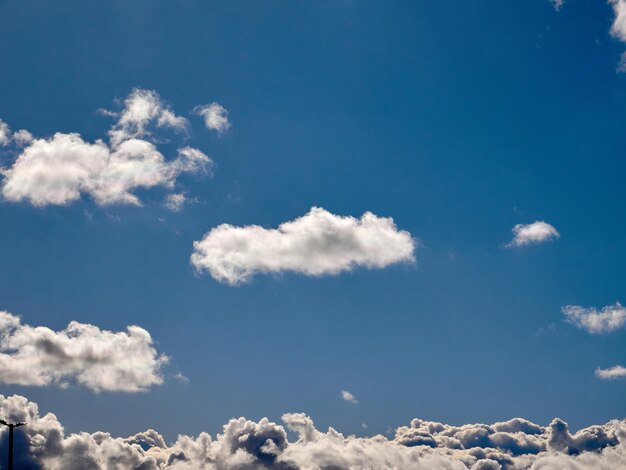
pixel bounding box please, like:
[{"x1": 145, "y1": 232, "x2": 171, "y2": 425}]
[{"x1": 0, "y1": 419, "x2": 26, "y2": 470}]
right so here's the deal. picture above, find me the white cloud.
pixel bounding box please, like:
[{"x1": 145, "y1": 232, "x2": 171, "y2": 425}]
[
  {"x1": 0, "y1": 119, "x2": 10, "y2": 146},
  {"x1": 1, "y1": 133, "x2": 211, "y2": 207},
  {"x1": 107, "y1": 88, "x2": 188, "y2": 148},
  {"x1": 506, "y1": 221, "x2": 559, "y2": 248},
  {"x1": 550, "y1": 0, "x2": 564, "y2": 11},
  {"x1": 165, "y1": 193, "x2": 187, "y2": 212},
  {"x1": 3, "y1": 394, "x2": 626, "y2": 469},
  {"x1": 194, "y1": 103, "x2": 231, "y2": 134},
  {"x1": 0, "y1": 312, "x2": 168, "y2": 392},
  {"x1": 0, "y1": 90, "x2": 214, "y2": 207},
  {"x1": 611, "y1": 0, "x2": 626, "y2": 42},
  {"x1": 12, "y1": 129, "x2": 33, "y2": 146},
  {"x1": 191, "y1": 207, "x2": 416, "y2": 285},
  {"x1": 341, "y1": 389, "x2": 358, "y2": 404},
  {"x1": 596, "y1": 365, "x2": 626, "y2": 379},
  {"x1": 562, "y1": 302, "x2": 626, "y2": 334}
]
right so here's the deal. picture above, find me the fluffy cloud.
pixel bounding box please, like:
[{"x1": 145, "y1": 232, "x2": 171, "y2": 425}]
[
  {"x1": 506, "y1": 221, "x2": 559, "y2": 248},
  {"x1": 341, "y1": 390, "x2": 358, "y2": 404},
  {"x1": 596, "y1": 365, "x2": 626, "y2": 379},
  {"x1": 194, "y1": 103, "x2": 231, "y2": 134},
  {"x1": 562, "y1": 302, "x2": 626, "y2": 334},
  {"x1": 0, "y1": 89, "x2": 213, "y2": 207},
  {"x1": 3, "y1": 394, "x2": 626, "y2": 470},
  {"x1": 0, "y1": 312, "x2": 168, "y2": 392},
  {"x1": 191, "y1": 207, "x2": 416, "y2": 285}
]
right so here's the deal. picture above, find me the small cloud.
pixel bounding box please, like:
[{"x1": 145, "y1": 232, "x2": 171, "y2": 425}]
[
  {"x1": 173, "y1": 372, "x2": 190, "y2": 383},
  {"x1": 562, "y1": 302, "x2": 626, "y2": 334},
  {"x1": 0, "y1": 119, "x2": 10, "y2": 146},
  {"x1": 596, "y1": 365, "x2": 626, "y2": 379},
  {"x1": 194, "y1": 103, "x2": 231, "y2": 134},
  {"x1": 361, "y1": 422, "x2": 368, "y2": 429},
  {"x1": 12, "y1": 129, "x2": 33, "y2": 146},
  {"x1": 165, "y1": 193, "x2": 187, "y2": 212},
  {"x1": 506, "y1": 221, "x2": 559, "y2": 248},
  {"x1": 550, "y1": 0, "x2": 564, "y2": 11},
  {"x1": 341, "y1": 389, "x2": 358, "y2": 404}
]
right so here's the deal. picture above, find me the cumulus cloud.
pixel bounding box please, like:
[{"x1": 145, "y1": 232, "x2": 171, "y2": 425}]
[
  {"x1": 0, "y1": 89, "x2": 213, "y2": 207},
  {"x1": 194, "y1": 103, "x2": 231, "y2": 134},
  {"x1": 596, "y1": 365, "x2": 626, "y2": 379},
  {"x1": 562, "y1": 302, "x2": 626, "y2": 334},
  {"x1": 3, "y1": 394, "x2": 626, "y2": 470},
  {"x1": 506, "y1": 221, "x2": 559, "y2": 248},
  {"x1": 191, "y1": 207, "x2": 416, "y2": 285},
  {"x1": 0, "y1": 312, "x2": 168, "y2": 392},
  {"x1": 341, "y1": 390, "x2": 358, "y2": 404}
]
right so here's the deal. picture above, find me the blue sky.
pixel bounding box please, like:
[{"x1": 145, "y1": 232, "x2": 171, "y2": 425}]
[{"x1": 0, "y1": 0, "x2": 625, "y2": 446}]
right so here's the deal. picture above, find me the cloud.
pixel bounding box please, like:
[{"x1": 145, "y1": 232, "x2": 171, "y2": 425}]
[
  {"x1": 191, "y1": 207, "x2": 416, "y2": 285},
  {"x1": 506, "y1": 221, "x2": 559, "y2": 248},
  {"x1": 0, "y1": 90, "x2": 213, "y2": 207},
  {"x1": 549, "y1": 0, "x2": 564, "y2": 11},
  {"x1": 596, "y1": 365, "x2": 626, "y2": 379},
  {"x1": 106, "y1": 88, "x2": 188, "y2": 148},
  {"x1": 0, "y1": 312, "x2": 168, "y2": 392},
  {"x1": 562, "y1": 302, "x2": 626, "y2": 334},
  {"x1": 165, "y1": 193, "x2": 187, "y2": 212},
  {"x1": 3, "y1": 394, "x2": 626, "y2": 470},
  {"x1": 341, "y1": 390, "x2": 358, "y2": 404},
  {"x1": 0, "y1": 119, "x2": 10, "y2": 146},
  {"x1": 194, "y1": 103, "x2": 231, "y2": 134},
  {"x1": 611, "y1": 0, "x2": 626, "y2": 42},
  {"x1": 13, "y1": 129, "x2": 34, "y2": 146}
]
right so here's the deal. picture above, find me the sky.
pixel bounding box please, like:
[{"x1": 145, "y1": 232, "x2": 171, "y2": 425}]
[{"x1": 0, "y1": 0, "x2": 626, "y2": 468}]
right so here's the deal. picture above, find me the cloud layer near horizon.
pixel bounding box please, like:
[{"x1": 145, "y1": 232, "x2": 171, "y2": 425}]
[
  {"x1": 0, "y1": 312, "x2": 168, "y2": 392},
  {"x1": 191, "y1": 207, "x2": 416, "y2": 285},
  {"x1": 1, "y1": 394, "x2": 625, "y2": 470},
  {"x1": 0, "y1": 89, "x2": 219, "y2": 208}
]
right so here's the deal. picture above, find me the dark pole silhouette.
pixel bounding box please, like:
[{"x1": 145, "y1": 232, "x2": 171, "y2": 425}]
[{"x1": 0, "y1": 420, "x2": 25, "y2": 470}]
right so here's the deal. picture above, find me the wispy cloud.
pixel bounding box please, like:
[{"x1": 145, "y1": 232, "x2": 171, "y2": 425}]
[
  {"x1": 506, "y1": 221, "x2": 559, "y2": 248},
  {"x1": 549, "y1": 0, "x2": 564, "y2": 11},
  {"x1": 0, "y1": 311, "x2": 168, "y2": 392},
  {"x1": 341, "y1": 389, "x2": 358, "y2": 404},
  {"x1": 562, "y1": 302, "x2": 626, "y2": 334},
  {"x1": 191, "y1": 207, "x2": 416, "y2": 285}
]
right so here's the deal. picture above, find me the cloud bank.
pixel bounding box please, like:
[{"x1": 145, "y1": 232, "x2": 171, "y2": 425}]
[
  {"x1": 0, "y1": 312, "x2": 168, "y2": 392},
  {"x1": 506, "y1": 221, "x2": 559, "y2": 248},
  {"x1": 2, "y1": 394, "x2": 625, "y2": 470},
  {"x1": 0, "y1": 89, "x2": 215, "y2": 207},
  {"x1": 562, "y1": 302, "x2": 626, "y2": 334},
  {"x1": 191, "y1": 207, "x2": 416, "y2": 285}
]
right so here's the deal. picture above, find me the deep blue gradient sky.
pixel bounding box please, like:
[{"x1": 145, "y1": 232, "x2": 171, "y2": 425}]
[{"x1": 0, "y1": 0, "x2": 625, "y2": 441}]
